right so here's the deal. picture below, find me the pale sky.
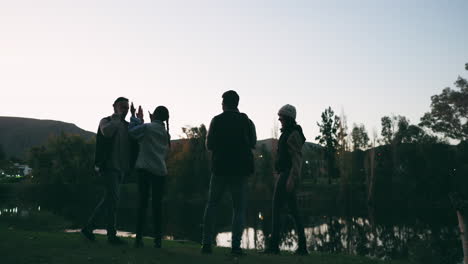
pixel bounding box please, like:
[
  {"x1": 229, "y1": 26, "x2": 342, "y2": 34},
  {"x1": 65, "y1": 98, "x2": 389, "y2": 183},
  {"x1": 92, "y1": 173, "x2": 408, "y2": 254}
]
[{"x1": 1, "y1": 0, "x2": 467, "y2": 141}]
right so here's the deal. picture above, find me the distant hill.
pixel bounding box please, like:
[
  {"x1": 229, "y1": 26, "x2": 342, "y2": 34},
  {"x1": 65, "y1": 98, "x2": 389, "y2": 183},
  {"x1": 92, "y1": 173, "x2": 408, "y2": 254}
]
[
  {"x1": 0, "y1": 116, "x2": 322, "y2": 160},
  {"x1": 170, "y1": 138, "x2": 321, "y2": 153},
  {"x1": 0, "y1": 117, "x2": 95, "y2": 159},
  {"x1": 257, "y1": 138, "x2": 322, "y2": 152}
]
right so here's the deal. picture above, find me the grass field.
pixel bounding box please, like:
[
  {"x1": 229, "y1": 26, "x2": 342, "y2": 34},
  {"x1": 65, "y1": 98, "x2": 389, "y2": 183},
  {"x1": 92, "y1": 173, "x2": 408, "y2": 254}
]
[
  {"x1": 0, "y1": 223, "x2": 412, "y2": 264},
  {"x1": 0, "y1": 210, "x2": 414, "y2": 264}
]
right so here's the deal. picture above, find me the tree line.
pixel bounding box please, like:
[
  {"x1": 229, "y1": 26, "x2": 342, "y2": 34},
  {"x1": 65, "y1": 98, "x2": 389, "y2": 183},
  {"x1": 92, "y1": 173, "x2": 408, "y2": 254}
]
[{"x1": 20, "y1": 62, "x2": 468, "y2": 264}]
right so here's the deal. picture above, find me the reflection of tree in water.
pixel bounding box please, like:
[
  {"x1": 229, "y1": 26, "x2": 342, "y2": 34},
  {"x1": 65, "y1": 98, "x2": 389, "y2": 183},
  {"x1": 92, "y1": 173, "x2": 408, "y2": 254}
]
[
  {"x1": 283, "y1": 216, "x2": 463, "y2": 264},
  {"x1": 309, "y1": 217, "x2": 345, "y2": 253}
]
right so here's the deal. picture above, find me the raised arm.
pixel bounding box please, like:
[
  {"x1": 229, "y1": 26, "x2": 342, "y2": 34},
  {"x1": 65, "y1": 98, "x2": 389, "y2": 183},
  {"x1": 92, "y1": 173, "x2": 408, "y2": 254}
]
[
  {"x1": 99, "y1": 114, "x2": 121, "y2": 138},
  {"x1": 129, "y1": 116, "x2": 146, "y2": 140}
]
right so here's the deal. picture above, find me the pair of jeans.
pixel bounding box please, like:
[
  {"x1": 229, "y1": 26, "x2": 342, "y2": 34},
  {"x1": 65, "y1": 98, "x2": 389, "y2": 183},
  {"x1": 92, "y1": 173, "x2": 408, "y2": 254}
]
[
  {"x1": 270, "y1": 171, "x2": 307, "y2": 250},
  {"x1": 135, "y1": 169, "x2": 166, "y2": 243},
  {"x1": 84, "y1": 169, "x2": 124, "y2": 237},
  {"x1": 202, "y1": 174, "x2": 248, "y2": 249}
]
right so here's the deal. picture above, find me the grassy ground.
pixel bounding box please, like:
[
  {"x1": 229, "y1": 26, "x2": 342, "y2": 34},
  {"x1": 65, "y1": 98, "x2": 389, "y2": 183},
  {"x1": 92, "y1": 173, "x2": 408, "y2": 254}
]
[
  {"x1": 0, "y1": 211, "x2": 412, "y2": 264},
  {"x1": 0, "y1": 227, "x2": 414, "y2": 264}
]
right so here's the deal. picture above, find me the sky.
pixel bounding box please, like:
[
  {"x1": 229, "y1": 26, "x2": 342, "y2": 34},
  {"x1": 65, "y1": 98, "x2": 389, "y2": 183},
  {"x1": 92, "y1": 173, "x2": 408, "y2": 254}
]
[{"x1": 1, "y1": 0, "x2": 468, "y2": 141}]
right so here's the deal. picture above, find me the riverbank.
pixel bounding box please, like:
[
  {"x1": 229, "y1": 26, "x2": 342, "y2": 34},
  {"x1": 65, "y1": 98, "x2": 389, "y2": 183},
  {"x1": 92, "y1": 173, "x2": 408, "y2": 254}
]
[{"x1": 0, "y1": 224, "x2": 411, "y2": 264}]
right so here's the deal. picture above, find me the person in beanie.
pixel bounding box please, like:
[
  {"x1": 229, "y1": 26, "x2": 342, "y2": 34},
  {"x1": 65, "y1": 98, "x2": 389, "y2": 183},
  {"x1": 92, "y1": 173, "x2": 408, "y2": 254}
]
[
  {"x1": 264, "y1": 104, "x2": 308, "y2": 255},
  {"x1": 201, "y1": 90, "x2": 256, "y2": 255},
  {"x1": 81, "y1": 97, "x2": 138, "y2": 245},
  {"x1": 129, "y1": 104, "x2": 171, "y2": 249}
]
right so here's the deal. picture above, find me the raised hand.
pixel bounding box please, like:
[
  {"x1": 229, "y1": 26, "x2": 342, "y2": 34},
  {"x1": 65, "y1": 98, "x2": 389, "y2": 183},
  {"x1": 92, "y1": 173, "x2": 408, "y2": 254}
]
[
  {"x1": 137, "y1": 105, "x2": 144, "y2": 121},
  {"x1": 130, "y1": 102, "x2": 136, "y2": 117}
]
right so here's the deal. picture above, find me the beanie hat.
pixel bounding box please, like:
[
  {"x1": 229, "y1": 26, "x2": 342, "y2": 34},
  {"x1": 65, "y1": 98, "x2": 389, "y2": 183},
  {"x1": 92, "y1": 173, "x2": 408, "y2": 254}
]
[{"x1": 278, "y1": 104, "x2": 296, "y2": 120}]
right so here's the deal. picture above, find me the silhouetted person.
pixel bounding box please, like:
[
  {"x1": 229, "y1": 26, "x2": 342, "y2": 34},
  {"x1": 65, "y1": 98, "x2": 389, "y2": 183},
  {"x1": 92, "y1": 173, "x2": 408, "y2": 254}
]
[
  {"x1": 129, "y1": 104, "x2": 171, "y2": 249},
  {"x1": 265, "y1": 104, "x2": 308, "y2": 255},
  {"x1": 81, "y1": 97, "x2": 137, "y2": 245},
  {"x1": 201, "y1": 90, "x2": 256, "y2": 255}
]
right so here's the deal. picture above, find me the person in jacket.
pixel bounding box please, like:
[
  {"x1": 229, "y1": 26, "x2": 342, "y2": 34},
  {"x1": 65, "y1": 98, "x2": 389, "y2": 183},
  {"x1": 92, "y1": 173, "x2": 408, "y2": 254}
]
[
  {"x1": 265, "y1": 104, "x2": 308, "y2": 255},
  {"x1": 201, "y1": 90, "x2": 256, "y2": 255},
  {"x1": 81, "y1": 97, "x2": 137, "y2": 245},
  {"x1": 129, "y1": 104, "x2": 171, "y2": 249}
]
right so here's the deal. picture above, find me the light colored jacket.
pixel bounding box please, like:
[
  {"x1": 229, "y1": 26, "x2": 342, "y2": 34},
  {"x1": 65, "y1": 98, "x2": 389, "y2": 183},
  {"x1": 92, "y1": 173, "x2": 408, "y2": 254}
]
[
  {"x1": 287, "y1": 130, "x2": 305, "y2": 186},
  {"x1": 99, "y1": 114, "x2": 131, "y2": 173},
  {"x1": 129, "y1": 117, "x2": 169, "y2": 176}
]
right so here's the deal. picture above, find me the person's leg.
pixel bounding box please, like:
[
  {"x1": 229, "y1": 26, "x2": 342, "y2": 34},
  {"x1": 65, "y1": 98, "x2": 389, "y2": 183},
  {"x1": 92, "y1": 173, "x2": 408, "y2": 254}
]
[
  {"x1": 135, "y1": 170, "x2": 151, "y2": 244},
  {"x1": 104, "y1": 169, "x2": 122, "y2": 239},
  {"x1": 230, "y1": 176, "x2": 248, "y2": 252},
  {"x1": 82, "y1": 182, "x2": 107, "y2": 241},
  {"x1": 287, "y1": 189, "x2": 308, "y2": 253},
  {"x1": 83, "y1": 187, "x2": 106, "y2": 232},
  {"x1": 201, "y1": 174, "x2": 226, "y2": 251},
  {"x1": 269, "y1": 173, "x2": 288, "y2": 252},
  {"x1": 152, "y1": 175, "x2": 166, "y2": 247}
]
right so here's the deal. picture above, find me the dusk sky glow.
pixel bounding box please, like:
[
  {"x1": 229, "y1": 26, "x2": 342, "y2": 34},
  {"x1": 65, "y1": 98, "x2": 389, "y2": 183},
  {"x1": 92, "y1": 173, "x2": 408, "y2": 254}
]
[{"x1": 1, "y1": 0, "x2": 467, "y2": 140}]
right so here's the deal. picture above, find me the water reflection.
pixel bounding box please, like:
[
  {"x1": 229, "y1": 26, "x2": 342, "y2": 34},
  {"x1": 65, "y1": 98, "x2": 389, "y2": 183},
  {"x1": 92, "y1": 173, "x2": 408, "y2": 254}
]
[
  {"x1": 0, "y1": 205, "x2": 43, "y2": 218},
  {"x1": 0, "y1": 204, "x2": 462, "y2": 263},
  {"x1": 216, "y1": 215, "x2": 461, "y2": 262},
  {"x1": 65, "y1": 229, "x2": 136, "y2": 238},
  {"x1": 64, "y1": 229, "x2": 175, "y2": 241},
  {"x1": 216, "y1": 228, "x2": 265, "y2": 250},
  {"x1": 0, "y1": 207, "x2": 28, "y2": 216}
]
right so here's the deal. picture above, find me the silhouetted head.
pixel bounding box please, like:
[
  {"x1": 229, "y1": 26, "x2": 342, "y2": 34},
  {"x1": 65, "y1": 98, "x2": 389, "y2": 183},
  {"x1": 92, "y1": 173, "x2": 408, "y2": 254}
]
[
  {"x1": 113, "y1": 97, "x2": 129, "y2": 119},
  {"x1": 278, "y1": 104, "x2": 297, "y2": 129},
  {"x1": 152, "y1": 106, "x2": 171, "y2": 147},
  {"x1": 222, "y1": 90, "x2": 239, "y2": 111},
  {"x1": 152, "y1": 106, "x2": 169, "y2": 122}
]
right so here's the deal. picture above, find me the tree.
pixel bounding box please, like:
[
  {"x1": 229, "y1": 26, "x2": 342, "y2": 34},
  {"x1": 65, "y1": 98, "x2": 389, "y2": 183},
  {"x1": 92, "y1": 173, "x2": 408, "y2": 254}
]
[
  {"x1": 337, "y1": 110, "x2": 349, "y2": 154},
  {"x1": 181, "y1": 125, "x2": 207, "y2": 140},
  {"x1": 380, "y1": 115, "x2": 438, "y2": 145},
  {"x1": 420, "y1": 63, "x2": 468, "y2": 264},
  {"x1": 315, "y1": 107, "x2": 340, "y2": 183},
  {"x1": 166, "y1": 124, "x2": 210, "y2": 200},
  {"x1": 381, "y1": 115, "x2": 408, "y2": 145},
  {"x1": 28, "y1": 133, "x2": 96, "y2": 184},
  {"x1": 395, "y1": 124, "x2": 439, "y2": 144},
  {"x1": 420, "y1": 64, "x2": 468, "y2": 142},
  {"x1": 380, "y1": 116, "x2": 394, "y2": 145},
  {"x1": 351, "y1": 123, "x2": 370, "y2": 151},
  {"x1": 252, "y1": 144, "x2": 274, "y2": 199}
]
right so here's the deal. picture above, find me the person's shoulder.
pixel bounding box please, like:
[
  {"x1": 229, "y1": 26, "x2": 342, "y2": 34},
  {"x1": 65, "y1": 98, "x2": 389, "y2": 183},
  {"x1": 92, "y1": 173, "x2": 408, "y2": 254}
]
[
  {"x1": 215, "y1": 111, "x2": 227, "y2": 118},
  {"x1": 212, "y1": 112, "x2": 226, "y2": 121},
  {"x1": 240, "y1": 112, "x2": 254, "y2": 122},
  {"x1": 287, "y1": 131, "x2": 304, "y2": 149},
  {"x1": 289, "y1": 130, "x2": 302, "y2": 138},
  {"x1": 99, "y1": 116, "x2": 112, "y2": 123},
  {"x1": 288, "y1": 129, "x2": 306, "y2": 146},
  {"x1": 238, "y1": 112, "x2": 255, "y2": 126},
  {"x1": 151, "y1": 121, "x2": 166, "y2": 129}
]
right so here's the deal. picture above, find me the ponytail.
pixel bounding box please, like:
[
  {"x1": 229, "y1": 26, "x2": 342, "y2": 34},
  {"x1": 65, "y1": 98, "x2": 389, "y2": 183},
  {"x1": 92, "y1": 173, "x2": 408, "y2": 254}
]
[
  {"x1": 153, "y1": 105, "x2": 171, "y2": 149},
  {"x1": 166, "y1": 118, "x2": 171, "y2": 149}
]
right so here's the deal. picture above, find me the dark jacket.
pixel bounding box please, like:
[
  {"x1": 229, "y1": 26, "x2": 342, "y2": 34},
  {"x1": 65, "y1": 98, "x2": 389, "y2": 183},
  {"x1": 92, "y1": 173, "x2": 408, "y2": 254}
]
[
  {"x1": 275, "y1": 124, "x2": 306, "y2": 175},
  {"x1": 206, "y1": 110, "x2": 256, "y2": 176}
]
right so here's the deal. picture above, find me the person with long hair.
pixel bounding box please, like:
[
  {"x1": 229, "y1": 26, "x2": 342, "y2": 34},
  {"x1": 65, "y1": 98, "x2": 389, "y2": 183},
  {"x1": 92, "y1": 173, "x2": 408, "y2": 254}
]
[{"x1": 129, "y1": 104, "x2": 171, "y2": 248}]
